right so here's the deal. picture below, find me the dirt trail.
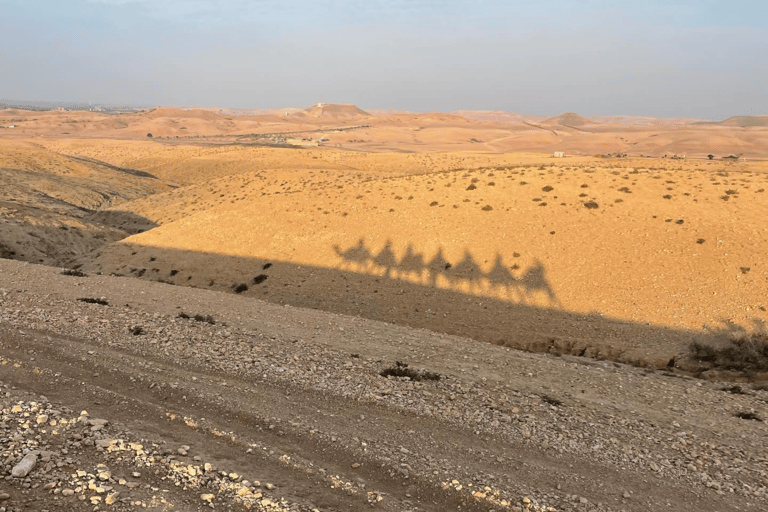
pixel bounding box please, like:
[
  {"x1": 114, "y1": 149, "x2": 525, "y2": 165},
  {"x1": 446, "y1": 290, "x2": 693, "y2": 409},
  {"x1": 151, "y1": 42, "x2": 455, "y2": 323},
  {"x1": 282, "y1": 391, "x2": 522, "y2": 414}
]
[{"x1": 1, "y1": 259, "x2": 767, "y2": 511}]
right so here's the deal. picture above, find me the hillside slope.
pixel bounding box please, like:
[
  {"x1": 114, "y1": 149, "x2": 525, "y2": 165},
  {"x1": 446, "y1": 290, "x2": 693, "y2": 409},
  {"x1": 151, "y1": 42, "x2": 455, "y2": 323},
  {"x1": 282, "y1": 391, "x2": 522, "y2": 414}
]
[{"x1": 75, "y1": 148, "x2": 768, "y2": 369}]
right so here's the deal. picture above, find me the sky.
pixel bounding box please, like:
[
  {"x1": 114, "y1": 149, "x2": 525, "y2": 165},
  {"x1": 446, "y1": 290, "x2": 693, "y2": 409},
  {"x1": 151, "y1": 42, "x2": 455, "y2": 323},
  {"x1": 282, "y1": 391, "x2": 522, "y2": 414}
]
[{"x1": 1, "y1": 0, "x2": 766, "y2": 119}]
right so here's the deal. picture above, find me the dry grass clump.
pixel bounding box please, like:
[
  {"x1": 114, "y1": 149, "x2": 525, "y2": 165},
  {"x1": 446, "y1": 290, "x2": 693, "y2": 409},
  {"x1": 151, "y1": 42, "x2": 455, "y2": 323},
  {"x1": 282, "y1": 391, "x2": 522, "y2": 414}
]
[
  {"x1": 77, "y1": 297, "x2": 108, "y2": 305},
  {"x1": 178, "y1": 312, "x2": 216, "y2": 325},
  {"x1": 61, "y1": 269, "x2": 87, "y2": 277},
  {"x1": 379, "y1": 361, "x2": 440, "y2": 382},
  {"x1": 689, "y1": 333, "x2": 768, "y2": 373}
]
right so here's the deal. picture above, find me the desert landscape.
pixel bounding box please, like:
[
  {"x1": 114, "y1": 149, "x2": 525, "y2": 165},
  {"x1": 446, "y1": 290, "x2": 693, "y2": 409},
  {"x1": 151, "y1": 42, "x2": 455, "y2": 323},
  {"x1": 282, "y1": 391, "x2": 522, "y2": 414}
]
[{"x1": 1, "y1": 104, "x2": 768, "y2": 511}]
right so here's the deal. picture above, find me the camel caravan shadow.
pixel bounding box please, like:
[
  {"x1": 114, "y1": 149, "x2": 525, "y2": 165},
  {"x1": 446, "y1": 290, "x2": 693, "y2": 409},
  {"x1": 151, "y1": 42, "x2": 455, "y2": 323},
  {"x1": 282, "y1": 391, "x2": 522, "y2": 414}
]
[
  {"x1": 333, "y1": 238, "x2": 561, "y2": 308},
  {"x1": 93, "y1": 241, "x2": 741, "y2": 372}
]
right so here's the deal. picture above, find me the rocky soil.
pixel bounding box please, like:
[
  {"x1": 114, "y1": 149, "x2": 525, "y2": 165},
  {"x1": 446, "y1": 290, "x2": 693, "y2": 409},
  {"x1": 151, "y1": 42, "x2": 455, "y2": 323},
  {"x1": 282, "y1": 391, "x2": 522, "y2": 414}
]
[{"x1": 1, "y1": 258, "x2": 767, "y2": 511}]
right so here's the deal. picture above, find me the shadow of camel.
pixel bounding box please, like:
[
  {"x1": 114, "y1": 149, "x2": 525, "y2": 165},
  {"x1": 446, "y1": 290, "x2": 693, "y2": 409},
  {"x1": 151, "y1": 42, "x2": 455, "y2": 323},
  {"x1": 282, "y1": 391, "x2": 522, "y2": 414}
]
[{"x1": 331, "y1": 239, "x2": 561, "y2": 308}]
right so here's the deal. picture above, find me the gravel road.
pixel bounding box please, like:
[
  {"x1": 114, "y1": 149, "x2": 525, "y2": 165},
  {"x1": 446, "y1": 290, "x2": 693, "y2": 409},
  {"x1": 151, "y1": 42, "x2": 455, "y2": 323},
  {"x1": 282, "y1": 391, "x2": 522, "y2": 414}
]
[{"x1": 1, "y1": 258, "x2": 767, "y2": 511}]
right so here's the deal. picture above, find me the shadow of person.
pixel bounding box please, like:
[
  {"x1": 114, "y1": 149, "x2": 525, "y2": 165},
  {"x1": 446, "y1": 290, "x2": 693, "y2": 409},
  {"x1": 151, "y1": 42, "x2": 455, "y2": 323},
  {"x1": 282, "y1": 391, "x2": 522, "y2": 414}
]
[
  {"x1": 333, "y1": 238, "x2": 372, "y2": 271},
  {"x1": 486, "y1": 253, "x2": 517, "y2": 299},
  {"x1": 452, "y1": 249, "x2": 483, "y2": 292},
  {"x1": 372, "y1": 239, "x2": 398, "y2": 278},
  {"x1": 426, "y1": 247, "x2": 450, "y2": 288},
  {"x1": 518, "y1": 259, "x2": 561, "y2": 307},
  {"x1": 397, "y1": 243, "x2": 425, "y2": 282}
]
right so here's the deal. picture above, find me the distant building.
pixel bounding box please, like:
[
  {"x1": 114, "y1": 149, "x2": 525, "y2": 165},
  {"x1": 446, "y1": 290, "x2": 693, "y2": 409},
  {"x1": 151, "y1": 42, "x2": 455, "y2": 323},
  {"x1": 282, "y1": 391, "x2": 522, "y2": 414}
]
[
  {"x1": 7, "y1": 125, "x2": 15, "y2": 128},
  {"x1": 722, "y1": 155, "x2": 740, "y2": 161},
  {"x1": 553, "y1": 151, "x2": 564, "y2": 158}
]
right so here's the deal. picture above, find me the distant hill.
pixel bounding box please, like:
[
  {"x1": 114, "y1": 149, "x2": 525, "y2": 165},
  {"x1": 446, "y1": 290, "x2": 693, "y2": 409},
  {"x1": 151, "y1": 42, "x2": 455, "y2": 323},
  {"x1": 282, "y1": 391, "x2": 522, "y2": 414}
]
[
  {"x1": 451, "y1": 110, "x2": 525, "y2": 123},
  {"x1": 591, "y1": 115, "x2": 702, "y2": 126},
  {"x1": 544, "y1": 112, "x2": 589, "y2": 127},
  {"x1": 296, "y1": 103, "x2": 371, "y2": 119},
  {"x1": 700, "y1": 115, "x2": 768, "y2": 127}
]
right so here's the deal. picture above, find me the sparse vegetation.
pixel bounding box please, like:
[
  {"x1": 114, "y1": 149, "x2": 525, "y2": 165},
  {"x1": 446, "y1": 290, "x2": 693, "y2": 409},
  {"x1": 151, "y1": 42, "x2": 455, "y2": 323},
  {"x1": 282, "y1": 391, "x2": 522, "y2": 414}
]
[
  {"x1": 541, "y1": 395, "x2": 564, "y2": 407},
  {"x1": 77, "y1": 297, "x2": 108, "y2": 306},
  {"x1": 734, "y1": 411, "x2": 763, "y2": 422},
  {"x1": 689, "y1": 333, "x2": 768, "y2": 374},
  {"x1": 177, "y1": 312, "x2": 216, "y2": 324},
  {"x1": 379, "y1": 361, "x2": 440, "y2": 382},
  {"x1": 253, "y1": 274, "x2": 268, "y2": 285},
  {"x1": 233, "y1": 283, "x2": 249, "y2": 293},
  {"x1": 61, "y1": 269, "x2": 87, "y2": 277},
  {"x1": 584, "y1": 201, "x2": 599, "y2": 209}
]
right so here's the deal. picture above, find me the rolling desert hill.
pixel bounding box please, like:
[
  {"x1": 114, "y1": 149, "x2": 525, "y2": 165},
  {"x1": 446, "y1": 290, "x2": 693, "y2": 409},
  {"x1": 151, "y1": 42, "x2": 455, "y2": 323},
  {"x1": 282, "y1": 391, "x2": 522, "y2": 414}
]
[
  {"x1": 294, "y1": 103, "x2": 371, "y2": 119},
  {"x1": 544, "y1": 112, "x2": 589, "y2": 127},
  {"x1": 38, "y1": 140, "x2": 763, "y2": 373},
  {"x1": 708, "y1": 115, "x2": 768, "y2": 128},
  {"x1": 2, "y1": 107, "x2": 768, "y2": 512},
  {"x1": 1, "y1": 110, "x2": 767, "y2": 370},
  {"x1": 0, "y1": 139, "x2": 168, "y2": 265}
]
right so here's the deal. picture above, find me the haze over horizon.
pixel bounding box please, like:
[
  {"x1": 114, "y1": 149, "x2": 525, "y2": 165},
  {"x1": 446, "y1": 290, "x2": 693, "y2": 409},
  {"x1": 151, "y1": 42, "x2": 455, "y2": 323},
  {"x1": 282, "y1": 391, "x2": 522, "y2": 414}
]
[{"x1": 2, "y1": 0, "x2": 767, "y2": 120}]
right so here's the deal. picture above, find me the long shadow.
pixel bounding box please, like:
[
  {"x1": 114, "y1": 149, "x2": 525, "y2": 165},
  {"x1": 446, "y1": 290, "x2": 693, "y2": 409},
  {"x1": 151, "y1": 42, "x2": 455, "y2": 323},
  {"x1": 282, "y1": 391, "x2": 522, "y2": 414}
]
[
  {"x1": 65, "y1": 154, "x2": 159, "y2": 179},
  {"x1": 0, "y1": 204, "x2": 157, "y2": 267},
  {"x1": 88, "y1": 240, "x2": 749, "y2": 371},
  {"x1": 333, "y1": 239, "x2": 561, "y2": 308}
]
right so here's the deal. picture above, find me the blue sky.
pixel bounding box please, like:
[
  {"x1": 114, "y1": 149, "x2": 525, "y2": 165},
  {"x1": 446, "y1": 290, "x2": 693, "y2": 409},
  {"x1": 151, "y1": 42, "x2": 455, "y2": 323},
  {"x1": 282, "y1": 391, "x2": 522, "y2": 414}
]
[{"x1": 1, "y1": 0, "x2": 766, "y2": 118}]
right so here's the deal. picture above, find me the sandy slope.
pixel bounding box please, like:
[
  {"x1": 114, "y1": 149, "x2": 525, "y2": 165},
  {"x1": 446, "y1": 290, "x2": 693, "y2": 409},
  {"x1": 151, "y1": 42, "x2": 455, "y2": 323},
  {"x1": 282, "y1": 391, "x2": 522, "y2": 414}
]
[
  {"x1": 1, "y1": 259, "x2": 767, "y2": 512},
  {"x1": 2, "y1": 106, "x2": 768, "y2": 511},
  {"x1": 52, "y1": 144, "x2": 764, "y2": 371}
]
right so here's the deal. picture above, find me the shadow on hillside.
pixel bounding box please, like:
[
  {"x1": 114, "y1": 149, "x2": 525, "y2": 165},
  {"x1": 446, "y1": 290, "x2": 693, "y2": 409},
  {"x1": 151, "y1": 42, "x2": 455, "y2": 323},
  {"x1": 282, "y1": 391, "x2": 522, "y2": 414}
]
[
  {"x1": 91, "y1": 241, "x2": 755, "y2": 372},
  {"x1": 333, "y1": 239, "x2": 561, "y2": 308},
  {"x1": 0, "y1": 206, "x2": 158, "y2": 267}
]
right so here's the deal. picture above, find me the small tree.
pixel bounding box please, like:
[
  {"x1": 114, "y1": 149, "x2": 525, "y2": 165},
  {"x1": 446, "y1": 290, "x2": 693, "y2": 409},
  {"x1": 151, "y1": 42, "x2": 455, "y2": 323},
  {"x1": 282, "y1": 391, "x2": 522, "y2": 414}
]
[
  {"x1": 708, "y1": 154, "x2": 714, "y2": 160},
  {"x1": 147, "y1": 133, "x2": 153, "y2": 138}
]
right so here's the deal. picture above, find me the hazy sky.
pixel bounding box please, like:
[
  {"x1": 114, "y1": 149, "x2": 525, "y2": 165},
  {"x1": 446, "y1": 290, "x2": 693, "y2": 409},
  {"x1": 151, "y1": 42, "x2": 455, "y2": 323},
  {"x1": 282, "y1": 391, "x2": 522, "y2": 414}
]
[{"x1": 1, "y1": 0, "x2": 766, "y2": 118}]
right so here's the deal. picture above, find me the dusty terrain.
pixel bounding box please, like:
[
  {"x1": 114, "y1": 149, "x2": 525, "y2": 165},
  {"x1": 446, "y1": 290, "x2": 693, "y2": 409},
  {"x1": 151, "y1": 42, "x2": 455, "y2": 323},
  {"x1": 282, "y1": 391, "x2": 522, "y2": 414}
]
[{"x1": 1, "y1": 105, "x2": 768, "y2": 511}]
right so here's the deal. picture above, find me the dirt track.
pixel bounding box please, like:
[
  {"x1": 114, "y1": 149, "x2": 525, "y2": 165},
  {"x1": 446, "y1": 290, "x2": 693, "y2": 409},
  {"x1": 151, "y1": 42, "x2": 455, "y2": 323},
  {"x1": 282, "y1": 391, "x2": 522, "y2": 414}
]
[{"x1": 1, "y1": 259, "x2": 767, "y2": 511}]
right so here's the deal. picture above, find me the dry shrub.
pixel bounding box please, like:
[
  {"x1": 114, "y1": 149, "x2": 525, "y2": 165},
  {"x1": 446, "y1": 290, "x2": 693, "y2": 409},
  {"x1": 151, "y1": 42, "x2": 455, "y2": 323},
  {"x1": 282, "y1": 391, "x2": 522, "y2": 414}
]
[{"x1": 690, "y1": 333, "x2": 768, "y2": 373}]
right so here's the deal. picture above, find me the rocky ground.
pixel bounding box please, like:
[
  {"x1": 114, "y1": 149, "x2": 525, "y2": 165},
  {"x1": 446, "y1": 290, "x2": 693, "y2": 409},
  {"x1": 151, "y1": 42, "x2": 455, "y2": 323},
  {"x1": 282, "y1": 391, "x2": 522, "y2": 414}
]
[{"x1": 1, "y1": 258, "x2": 767, "y2": 511}]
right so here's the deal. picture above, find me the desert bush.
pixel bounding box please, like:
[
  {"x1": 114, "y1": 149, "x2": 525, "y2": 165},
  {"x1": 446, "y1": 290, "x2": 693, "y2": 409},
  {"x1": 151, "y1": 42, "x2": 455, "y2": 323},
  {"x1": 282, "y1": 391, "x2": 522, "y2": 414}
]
[
  {"x1": 253, "y1": 274, "x2": 268, "y2": 285},
  {"x1": 77, "y1": 297, "x2": 108, "y2": 306},
  {"x1": 734, "y1": 411, "x2": 763, "y2": 421},
  {"x1": 689, "y1": 333, "x2": 768, "y2": 373},
  {"x1": 380, "y1": 361, "x2": 440, "y2": 382},
  {"x1": 584, "y1": 201, "x2": 599, "y2": 209},
  {"x1": 177, "y1": 312, "x2": 216, "y2": 324},
  {"x1": 61, "y1": 269, "x2": 87, "y2": 277},
  {"x1": 194, "y1": 314, "x2": 216, "y2": 324},
  {"x1": 541, "y1": 395, "x2": 563, "y2": 406},
  {"x1": 129, "y1": 326, "x2": 145, "y2": 336},
  {"x1": 234, "y1": 283, "x2": 248, "y2": 293}
]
